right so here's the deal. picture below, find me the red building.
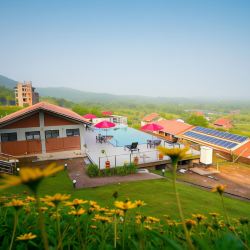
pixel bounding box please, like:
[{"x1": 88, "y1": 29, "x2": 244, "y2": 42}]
[
  {"x1": 0, "y1": 102, "x2": 90, "y2": 156},
  {"x1": 214, "y1": 118, "x2": 233, "y2": 129}
]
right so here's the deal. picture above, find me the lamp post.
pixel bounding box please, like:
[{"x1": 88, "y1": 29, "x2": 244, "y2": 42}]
[
  {"x1": 73, "y1": 179, "x2": 77, "y2": 189},
  {"x1": 64, "y1": 163, "x2": 68, "y2": 170},
  {"x1": 161, "y1": 168, "x2": 165, "y2": 176}
]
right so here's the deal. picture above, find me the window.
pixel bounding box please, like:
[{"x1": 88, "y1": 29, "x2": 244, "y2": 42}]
[
  {"x1": 66, "y1": 128, "x2": 80, "y2": 137},
  {"x1": 25, "y1": 131, "x2": 40, "y2": 140},
  {"x1": 1, "y1": 133, "x2": 17, "y2": 142},
  {"x1": 45, "y1": 130, "x2": 59, "y2": 139}
]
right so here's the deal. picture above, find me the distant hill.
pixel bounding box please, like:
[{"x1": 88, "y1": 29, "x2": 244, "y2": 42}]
[{"x1": 0, "y1": 75, "x2": 17, "y2": 88}]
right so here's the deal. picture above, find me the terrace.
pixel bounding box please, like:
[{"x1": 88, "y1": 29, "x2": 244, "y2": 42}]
[{"x1": 83, "y1": 126, "x2": 200, "y2": 169}]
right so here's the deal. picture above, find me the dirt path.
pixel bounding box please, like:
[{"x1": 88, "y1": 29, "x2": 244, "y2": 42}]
[{"x1": 178, "y1": 164, "x2": 250, "y2": 199}]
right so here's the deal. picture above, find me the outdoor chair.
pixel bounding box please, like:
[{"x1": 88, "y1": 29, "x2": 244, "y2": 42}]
[
  {"x1": 153, "y1": 139, "x2": 161, "y2": 147},
  {"x1": 147, "y1": 140, "x2": 154, "y2": 148},
  {"x1": 125, "y1": 142, "x2": 139, "y2": 153}
]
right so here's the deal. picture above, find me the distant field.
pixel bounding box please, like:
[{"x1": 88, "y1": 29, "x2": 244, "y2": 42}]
[
  {"x1": 230, "y1": 123, "x2": 250, "y2": 137},
  {"x1": 1, "y1": 171, "x2": 249, "y2": 219}
]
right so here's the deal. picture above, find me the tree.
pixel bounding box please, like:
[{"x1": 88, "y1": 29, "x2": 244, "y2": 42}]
[{"x1": 187, "y1": 114, "x2": 208, "y2": 127}]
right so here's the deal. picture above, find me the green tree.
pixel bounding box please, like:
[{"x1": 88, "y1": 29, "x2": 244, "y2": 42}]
[{"x1": 187, "y1": 114, "x2": 208, "y2": 127}]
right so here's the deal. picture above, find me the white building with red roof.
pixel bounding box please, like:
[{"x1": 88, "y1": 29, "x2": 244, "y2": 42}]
[
  {"x1": 141, "y1": 113, "x2": 162, "y2": 126},
  {"x1": 214, "y1": 118, "x2": 233, "y2": 129},
  {"x1": 0, "y1": 102, "x2": 90, "y2": 156}
]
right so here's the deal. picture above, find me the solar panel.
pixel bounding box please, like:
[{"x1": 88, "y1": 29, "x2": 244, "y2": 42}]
[
  {"x1": 183, "y1": 131, "x2": 239, "y2": 149},
  {"x1": 191, "y1": 126, "x2": 247, "y2": 143}
]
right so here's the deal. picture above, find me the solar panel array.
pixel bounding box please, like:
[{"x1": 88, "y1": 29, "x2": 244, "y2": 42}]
[
  {"x1": 184, "y1": 131, "x2": 238, "y2": 149},
  {"x1": 193, "y1": 126, "x2": 248, "y2": 143}
]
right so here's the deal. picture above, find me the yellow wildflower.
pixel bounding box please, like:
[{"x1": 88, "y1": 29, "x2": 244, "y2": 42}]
[
  {"x1": 39, "y1": 207, "x2": 48, "y2": 212},
  {"x1": 114, "y1": 200, "x2": 137, "y2": 211},
  {"x1": 211, "y1": 184, "x2": 226, "y2": 195},
  {"x1": 185, "y1": 219, "x2": 197, "y2": 230},
  {"x1": 90, "y1": 225, "x2": 97, "y2": 229},
  {"x1": 135, "y1": 200, "x2": 146, "y2": 207},
  {"x1": 41, "y1": 193, "x2": 71, "y2": 207},
  {"x1": 68, "y1": 208, "x2": 86, "y2": 216},
  {"x1": 25, "y1": 196, "x2": 36, "y2": 202},
  {"x1": 144, "y1": 225, "x2": 152, "y2": 230},
  {"x1": 5, "y1": 199, "x2": 26, "y2": 210},
  {"x1": 93, "y1": 214, "x2": 112, "y2": 223},
  {"x1": 157, "y1": 147, "x2": 189, "y2": 164},
  {"x1": 145, "y1": 216, "x2": 160, "y2": 224},
  {"x1": 16, "y1": 233, "x2": 37, "y2": 241},
  {"x1": 64, "y1": 199, "x2": 88, "y2": 209},
  {"x1": 0, "y1": 163, "x2": 63, "y2": 193},
  {"x1": 209, "y1": 212, "x2": 220, "y2": 218},
  {"x1": 192, "y1": 214, "x2": 207, "y2": 223}
]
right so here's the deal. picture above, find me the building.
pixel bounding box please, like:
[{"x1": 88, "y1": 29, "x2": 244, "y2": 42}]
[
  {"x1": 14, "y1": 81, "x2": 39, "y2": 107},
  {"x1": 213, "y1": 118, "x2": 233, "y2": 129},
  {"x1": 92, "y1": 115, "x2": 127, "y2": 126},
  {"x1": 141, "y1": 113, "x2": 162, "y2": 126},
  {"x1": 0, "y1": 102, "x2": 90, "y2": 156},
  {"x1": 155, "y1": 119, "x2": 194, "y2": 142}
]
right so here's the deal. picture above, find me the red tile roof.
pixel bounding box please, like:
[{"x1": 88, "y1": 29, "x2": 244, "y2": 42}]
[
  {"x1": 214, "y1": 118, "x2": 232, "y2": 127},
  {"x1": 155, "y1": 119, "x2": 194, "y2": 136},
  {"x1": 0, "y1": 102, "x2": 90, "y2": 126},
  {"x1": 233, "y1": 141, "x2": 250, "y2": 158},
  {"x1": 142, "y1": 113, "x2": 160, "y2": 122}
]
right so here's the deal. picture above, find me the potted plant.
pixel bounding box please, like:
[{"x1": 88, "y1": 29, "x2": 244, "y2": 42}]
[{"x1": 101, "y1": 149, "x2": 110, "y2": 168}]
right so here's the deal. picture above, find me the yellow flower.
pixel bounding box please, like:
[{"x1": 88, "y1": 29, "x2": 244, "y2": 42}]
[
  {"x1": 192, "y1": 214, "x2": 207, "y2": 223},
  {"x1": 209, "y1": 212, "x2": 220, "y2": 218},
  {"x1": 166, "y1": 219, "x2": 177, "y2": 227},
  {"x1": 157, "y1": 147, "x2": 189, "y2": 164},
  {"x1": 25, "y1": 196, "x2": 36, "y2": 202},
  {"x1": 64, "y1": 199, "x2": 88, "y2": 209},
  {"x1": 114, "y1": 200, "x2": 137, "y2": 211},
  {"x1": 0, "y1": 163, "x2": 63, "y2": 193},
  {"x1": 135, "y1": 215, "x2": 147, "y2": 224},
  {"x1": 39, "y1": 207, "x2": 48, "y2": 212},
  {"x1": 16, "y1": 233, "x2": 37, "y2": 241},
  {"x1": 41, "y1": 193, "x2": 71, "y2": 207},
  {"x1": 144, "y1": 225, "x2": 152, "y2": 230},
  {"x1": 68, "y1": 208, "x2": 86, "y2": 216},
  {"x1": 110, "y1": 209, "x2": 124, "y2": 217},
  {"x1": 145, "y1": 216, "x2": 160, "y2": 224},
  {"x1": 135, "y1": 200, "x2": 146, "y2": 207},
  {"x1": 93, "y1": 214, "x2": 112, "y2": 223},
  {"x1": 185, "y1": 219, "x2": 197, "y2": 230},
  {"x1": 211, "y1": 184, "x2": 226, "y2": 195},
  {"x1": 90, "y1": 225, "x2": 97, "y2": 229},
  {"x1": 5, "y1": 199, "x2": 26, "y2": 210}
]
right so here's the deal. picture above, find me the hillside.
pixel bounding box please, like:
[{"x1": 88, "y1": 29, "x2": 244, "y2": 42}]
[{"x1": 0, "y1": 74, "x2": 17, "y2": 88}]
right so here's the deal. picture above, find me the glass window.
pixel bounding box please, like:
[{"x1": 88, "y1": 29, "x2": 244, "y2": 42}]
[
  {"x1": 45, "y1": 130, "x2": 59, "y2": 139},
  {"x1": 1, "y1": 133, "x2": 17, "y2": 142},
  {"x1": 25, "y1": 131, "x2": 40, "y2": 140},
  {"x1": 66, "y1": 128, "x2": 80, "y2": 137}
]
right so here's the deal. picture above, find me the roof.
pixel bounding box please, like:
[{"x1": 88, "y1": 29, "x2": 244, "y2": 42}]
[
  {"x1": 233, "y1": 141, "x2": 250, "y2": 158},
  {"x1": 155, "y1": 119, "x2": 194, "y2": 135},
  {"x1": 142, "y1": 113, "x2": 160, "y2": 122},
  {"x1": 0, "y1": 102, "x2": 90, "y2": 127},
  {"x1": 214, "y1": 118, "x2": 232, "y2": 126}
]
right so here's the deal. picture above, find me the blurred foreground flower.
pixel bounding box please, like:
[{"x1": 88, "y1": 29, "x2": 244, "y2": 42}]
[
  {"x1": 68, "y1": 208, "x2": 86, "y2": 216},
  {"x1": 5, "y1": 199, "x2": 27, "y2": 210},
  {"x1": 41, "y1": 193, "x2": 70, "y2": 207},
  {"x1": 212, "y1": 184, "x2": 226, "y2": 195},
  {"x1": 114, "y1": 200, "x2": 137, "y2": 211},
  {"x1": 0, "y1": 163, "x2": 63, "y2": 193},
  {"x1": 16, "y1": 233, "x2": 37, "y2": 241}
]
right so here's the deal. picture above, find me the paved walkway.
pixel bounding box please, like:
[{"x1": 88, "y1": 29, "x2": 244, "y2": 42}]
[{"x1": 67, "y1": 158, "x2": 163, "y2": 188}]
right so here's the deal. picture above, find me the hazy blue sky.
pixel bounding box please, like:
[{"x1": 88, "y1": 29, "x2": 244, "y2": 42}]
[{"x1": 0, "y1": 0, "x2": 249, "y2": 98}]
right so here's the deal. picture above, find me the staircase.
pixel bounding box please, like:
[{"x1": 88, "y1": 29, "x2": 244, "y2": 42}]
[{"x1": 0, "y1": 153, "x2": 18, "y2": 174}]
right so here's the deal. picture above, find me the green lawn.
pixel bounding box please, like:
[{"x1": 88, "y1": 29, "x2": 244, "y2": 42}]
[{"x1": 1, "y1": 171, "x2": 250, "y2": 219}]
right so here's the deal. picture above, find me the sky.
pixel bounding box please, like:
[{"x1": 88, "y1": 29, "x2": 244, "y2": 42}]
[{"x1": 0, "y1": 0, "x2": 249, "y2": 99}]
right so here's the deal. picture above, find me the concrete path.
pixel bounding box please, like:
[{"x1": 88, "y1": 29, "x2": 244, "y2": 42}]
[{"x1": 67, "y1": 158, "x2": 163, "y2": 188}]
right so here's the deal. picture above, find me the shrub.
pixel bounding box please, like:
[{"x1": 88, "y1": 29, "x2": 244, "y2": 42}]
[{"x1": 86, "y1": 164, "x2": 99, "y2": 177}]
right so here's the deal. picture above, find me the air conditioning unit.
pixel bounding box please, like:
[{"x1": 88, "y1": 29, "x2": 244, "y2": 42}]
[{"x1": 200, "y1": 146, "x2": 213, "y2": 165}]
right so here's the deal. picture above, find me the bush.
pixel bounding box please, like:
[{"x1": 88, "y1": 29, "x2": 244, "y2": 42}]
[{"x1": 86, "y1": 164, "x2": 99, "y2": 177}]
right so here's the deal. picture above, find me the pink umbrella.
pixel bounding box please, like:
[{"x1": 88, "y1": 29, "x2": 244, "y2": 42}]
[
  {"x1": 102, "y1": 111, "x2": 113, "y2": 116},
  {"x1": 83, "y1": 113, "x2": 97, "y2": 119},
  {"x1": 141, "y1": 123, "x2": 164, "y2": 132},
  {"x1": 94, "y1": 121, "x2": 116, "y2": 137}
]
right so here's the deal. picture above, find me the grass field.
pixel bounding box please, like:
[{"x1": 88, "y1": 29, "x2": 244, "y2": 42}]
[{"x1": 1, "y1": 171, "x2": 250, "y2": 219}]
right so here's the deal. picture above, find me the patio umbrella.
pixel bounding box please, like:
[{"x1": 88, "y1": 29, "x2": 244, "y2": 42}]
[
  {"x1": 102, "y1": 111, "x2": 113, "y2": 116},
  {"x1": 94, "y1": 121, "x2": 116, "y2": 137},
  {"x1": 141, "y1": 123, "x2": 164, "y2": 139},
  {"x1": 82, "y1": 113, "x2": 97, "y2": 119}
]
